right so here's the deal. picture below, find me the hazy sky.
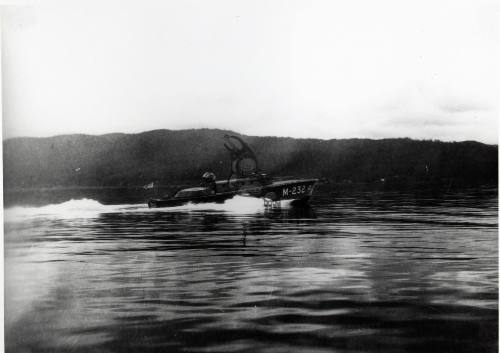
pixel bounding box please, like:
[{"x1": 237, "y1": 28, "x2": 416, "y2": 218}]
[{"x1": 1, "y1": 0, "x2": 498, "y2": 143}]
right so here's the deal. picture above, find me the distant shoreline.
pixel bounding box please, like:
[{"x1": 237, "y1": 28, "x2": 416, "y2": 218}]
[
  {"x1": 3, "y1": 129, "x2": 497, "y2": 190},
  {"x1": 4, "y1": 180, "x2": 498, "y2": 193}
]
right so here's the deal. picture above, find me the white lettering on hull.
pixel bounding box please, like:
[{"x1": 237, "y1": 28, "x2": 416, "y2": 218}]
[{"x1": 282, "y1": 184, "x2": 313, "y2": 198}]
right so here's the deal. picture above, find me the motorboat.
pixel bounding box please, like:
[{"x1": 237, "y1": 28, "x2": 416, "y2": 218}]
[{"x1": 147, "y1": 135, "x2": 318, "y2": 208}]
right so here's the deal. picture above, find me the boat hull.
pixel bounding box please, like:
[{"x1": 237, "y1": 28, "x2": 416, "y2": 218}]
[
  {"x1": 147, "y1": 179, "x2": 318, "y2": 208},
  {"x1": 148, "y1": 192, "x2": 236, "y2": 208}
]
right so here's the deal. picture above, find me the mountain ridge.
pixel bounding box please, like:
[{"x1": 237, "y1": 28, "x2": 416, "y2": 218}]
[
  {"x1": 3, "y1": 129, "x2": 497, "y2": 189},
  {"x1": 4, "y1": 128, "x2": 498, "y2": 146}
]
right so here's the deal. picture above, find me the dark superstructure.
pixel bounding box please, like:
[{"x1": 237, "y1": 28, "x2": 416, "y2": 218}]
[{"x1": 147, "y1": 135, "x2": 318, "y2": 208}]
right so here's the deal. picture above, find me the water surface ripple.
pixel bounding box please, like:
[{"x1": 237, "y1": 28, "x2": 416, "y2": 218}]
[{"x1": 4, "y1": 187, "x2": 498, "y2": 353}]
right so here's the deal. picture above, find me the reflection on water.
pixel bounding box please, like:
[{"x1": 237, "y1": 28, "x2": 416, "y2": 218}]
[{"x1": 3, "y1": 186, "x2": 498, "y2": 353}]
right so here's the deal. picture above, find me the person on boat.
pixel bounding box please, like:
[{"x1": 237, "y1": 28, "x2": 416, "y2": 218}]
[{"x1": 201, "y1": 172, "x2": 217, "y2": 193}]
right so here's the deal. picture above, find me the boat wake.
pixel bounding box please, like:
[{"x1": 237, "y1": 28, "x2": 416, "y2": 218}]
[
  {"x1": 4, "y1": 198, "x2": 125, "y2": 221},
  {"x1": 4, "y1": 196, "x2": 283, "y2": 222}
]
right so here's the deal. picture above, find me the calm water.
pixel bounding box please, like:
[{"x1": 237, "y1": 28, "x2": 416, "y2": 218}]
[{"x1": 4, "y1": 186, "x2": 498, "y2": 353}]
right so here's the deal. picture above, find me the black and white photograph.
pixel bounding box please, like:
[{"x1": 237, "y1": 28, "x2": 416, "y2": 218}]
[{"x1": 1, "y1": 0, "x2": 498, "y2": 352}]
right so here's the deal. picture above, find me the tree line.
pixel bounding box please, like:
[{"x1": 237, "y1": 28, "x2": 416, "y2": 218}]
[{"x1": 3, "y1": 129, "x2": 497, "y2": 189}]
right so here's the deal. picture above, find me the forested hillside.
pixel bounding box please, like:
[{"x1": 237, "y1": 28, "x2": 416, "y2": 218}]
[{"x1": 3, "y1": 129, "x2": 497, "y2": 189}]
